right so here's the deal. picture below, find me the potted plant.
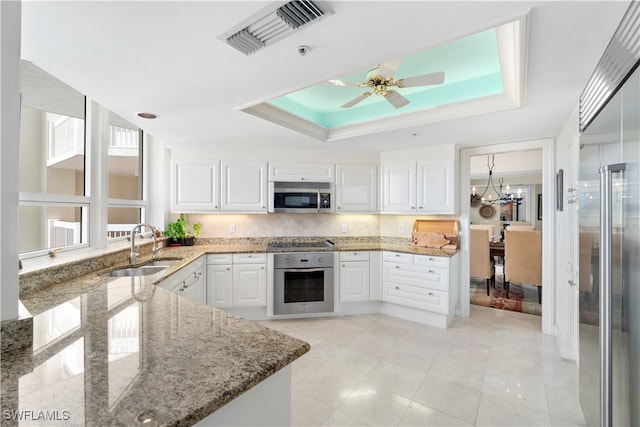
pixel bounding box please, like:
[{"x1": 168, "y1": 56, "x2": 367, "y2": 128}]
[
  {"x1": 166, "y1": 214, "x2": 187, "y2": 246},
  {"x1": 184, "y1": 221, "x2": 201, "y2": 246}
]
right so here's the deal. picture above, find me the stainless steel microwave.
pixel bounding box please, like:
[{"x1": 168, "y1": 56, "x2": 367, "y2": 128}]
[{"x1": 268, "y1": 182, "x2": 333, "y2": 213}]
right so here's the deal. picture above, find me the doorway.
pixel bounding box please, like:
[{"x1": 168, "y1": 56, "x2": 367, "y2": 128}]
[
  {"x1": 469, "y1": 151, "x2": 543, "y2": 316},
  {"x1": 459, "y1": 139, "x2": 555, "y2": 335}
]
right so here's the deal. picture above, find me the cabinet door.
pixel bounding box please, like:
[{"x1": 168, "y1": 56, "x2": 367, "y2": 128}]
[
  {"x1": 172, "y1": 160, "x2": 220, "y2": 212},
  {"x1": 221, "y1": 161, "x2": 267, "y2": 212},
  {"x1": 268, "y1": 162, "x2": 334, "y2": 182},
  {"x1": 335, "y1": 164, "x2": 377, "y2": 213},
  {"x1": 381, "y1": 164, "x2": 416, "y2": 212},
  {"x1": 339, "y1": 261, "x2": 370, "y2": 302},
  {"x1": 416, "y1": 160, "x2": 454, "y2": 214},
  {"x1": 179, "y1": 267, "x2": 206, "y2": 304},
  {"x1": 207, "y1": 264, "x2": 233, "y2": 308},
  {"x1": 232, "y1": 264, "x2": 267, "y2": 307}
]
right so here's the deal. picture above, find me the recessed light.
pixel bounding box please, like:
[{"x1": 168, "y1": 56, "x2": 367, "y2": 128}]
[{"x1": 137, "y1": 112, "x2": 158, "y2": 119}]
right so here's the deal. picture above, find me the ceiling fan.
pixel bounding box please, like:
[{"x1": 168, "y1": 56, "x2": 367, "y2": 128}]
[{"x1": 328, "y1": 59, "x2": 445, "y2": 109}]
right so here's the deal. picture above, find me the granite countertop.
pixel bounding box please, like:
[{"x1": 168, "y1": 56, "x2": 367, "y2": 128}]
[{"x1": 6, "y1": 270, "x2": 309, "y2": 426}]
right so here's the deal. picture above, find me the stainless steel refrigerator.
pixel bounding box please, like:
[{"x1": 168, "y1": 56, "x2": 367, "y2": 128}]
[{"x1": 578, "y1": 6, "x2": 640, "y2": 424}]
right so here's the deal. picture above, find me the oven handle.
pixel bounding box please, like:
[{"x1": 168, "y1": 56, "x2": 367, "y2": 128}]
[{"x1": 277, "y1": 267, "x2": 332, "y2": 273}]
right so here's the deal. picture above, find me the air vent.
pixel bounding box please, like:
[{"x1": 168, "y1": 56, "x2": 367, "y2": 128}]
[{"x1": 220, "y1": 1, "x2": 332, "y2": 56}]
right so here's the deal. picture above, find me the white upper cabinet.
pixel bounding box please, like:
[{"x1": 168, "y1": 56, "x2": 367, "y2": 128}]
[
  {"x1": 382, "y1": 159, "x2": 456, "y2": 214},
  {"x1": 171, "y1": 159, "x2": 220, "y2": 212},
  {"x1": 381, "y1": 164, "x2": 416, "y2": 212},
  {"x1": 335, "y1": 164, "x2": 377, "y2": 213},
  {"x1": 416, "y1": 160, "x2": 455, "y2": 214},
  {"x1": 268, "y1": 162, "x2": 334, "y2": 182},
  {"x1": 221, "y1": 161, "x2": 267, "y2": 212}
]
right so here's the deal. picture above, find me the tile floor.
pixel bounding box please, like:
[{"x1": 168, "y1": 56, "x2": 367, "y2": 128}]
[{"x1": 259, "y1": 305, "x2": 586, "y2": 426}]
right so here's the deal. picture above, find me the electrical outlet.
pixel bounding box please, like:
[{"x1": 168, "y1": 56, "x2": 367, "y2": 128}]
[
  {"x1": 229, "y1": 224, "x2": 236, "y2": 234},
  {"x1": 341, "y1": 224, "x2": 347, "y2": 234},
  {"x1": 399, "y1": 225, "x2": 405, "y2": 234}
]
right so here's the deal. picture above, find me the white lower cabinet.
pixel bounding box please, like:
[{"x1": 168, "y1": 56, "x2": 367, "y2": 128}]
[
  {"x1": 206, "y1": 253, "x2": 266, "y2": 308},
  {"x1": 232, "y1": 263, "x2": 267, "y2": 307},
  {"x1": 382, "y1": 251, "x2": 456, "y2": 324},
  {"x1": 339, "y1": 251, "x2": 370, "y2": 302},
  {"x1": 159, "y1": 257, "x2": 207, "y2": 304}
]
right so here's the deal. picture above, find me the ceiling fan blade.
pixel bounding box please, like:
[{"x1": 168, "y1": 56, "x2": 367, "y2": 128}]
[
  {"x1": 327, "y1": 79, "x2": 365, "y2": 87},
  {"x1": 377, "y1": 58, "x2": 404, "y2": 78},
  {"x1": 383, "y1": 90, "x2": 410, "y2": 108},
  {"x1": 341, "y1": 92, "x2": 371, "y2": 108},
  {"x1": 396, "y1": 71, "x2": 445, "y2": 88}
]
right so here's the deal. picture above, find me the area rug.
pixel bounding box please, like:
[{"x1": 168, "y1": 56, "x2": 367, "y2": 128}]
[{"x1": 470, "y1": 276, "x2": 542, "y2": 316}]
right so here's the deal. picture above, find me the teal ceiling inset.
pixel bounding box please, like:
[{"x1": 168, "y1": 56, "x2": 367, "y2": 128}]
[{"x1": 267, "y1": 28, "x2": 503, "y2": 129}]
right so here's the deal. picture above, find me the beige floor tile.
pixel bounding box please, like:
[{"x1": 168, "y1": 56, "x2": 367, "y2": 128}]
[
  {"x1": 428, "y1": 354, "x2": 486, "y2": 391},
  {"x1": 481, "y1": 368, "x2": 549, "y2": 413},
  {"x1": 475, "y1": 393, "x2": 552, "y2": 426},
  {"x1": 323, "y1": 347, "x2": 380, "y2": 381},
  {"x1": 322, "y1": 409, "x2": 370, "y2": 427},
  {"x1": 413, "y1": 374, "x2": 482, "y2": 424},
  {"x1": 346, "y1": 332, "x2": 395, "y2": 358},
  {"x1": 338, "y1": 382, "x2": 411, "y2": 426},
  {"x1": 291, "y1": 390, "x2": 335, "y2": 427},
  {"x1": 294, "y1": 364, "x2": 362, "y2": 409},
  {"x1": 363, "y1": 360, "x2": 426, "y2": 399},
  {"x1": 399, "y1": 401, "x2": 472, "y2": 426}
]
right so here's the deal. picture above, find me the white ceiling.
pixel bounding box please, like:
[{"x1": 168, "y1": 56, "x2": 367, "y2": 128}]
[{"x1": 20, "y1": 1, "x2": 631, "y2": 153}]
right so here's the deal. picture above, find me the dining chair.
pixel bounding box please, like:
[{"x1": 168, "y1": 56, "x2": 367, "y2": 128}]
[
  {"x1": 504, "y1": 230, "x2": 542, "y2": 303},
  {"x1": 470, "y1": 228, "x2": 495, "y2": 295}
]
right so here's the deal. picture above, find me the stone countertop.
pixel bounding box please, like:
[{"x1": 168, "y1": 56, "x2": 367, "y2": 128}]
[{"x1": 8, "y1": 271, "x2": 309, "y2": 427}]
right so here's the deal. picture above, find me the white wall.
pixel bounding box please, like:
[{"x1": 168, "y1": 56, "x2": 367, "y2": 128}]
[{"x1": 1, "y1": 0, "x2": 22, "y2": 321}]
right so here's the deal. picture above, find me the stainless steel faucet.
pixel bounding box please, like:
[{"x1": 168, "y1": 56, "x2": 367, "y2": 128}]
[{"x1": 130, "y1": 223, "x2": 158, "y2": 265}]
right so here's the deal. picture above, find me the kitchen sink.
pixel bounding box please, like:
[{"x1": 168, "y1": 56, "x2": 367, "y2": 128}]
[
  {"x1": 104, "y1": 265, "x2": 167, "y2": 277},
  {"x1": 141, "y1": 258, "x2": 181, "y2": 268}
]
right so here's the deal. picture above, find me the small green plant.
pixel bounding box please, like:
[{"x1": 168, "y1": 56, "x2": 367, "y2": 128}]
[
  {"x1": 191, "y1": 222, "x2": 201, "y2": 238},
  {"x1": 166, "y1": 214, "x2": 187, "y2": 242}
]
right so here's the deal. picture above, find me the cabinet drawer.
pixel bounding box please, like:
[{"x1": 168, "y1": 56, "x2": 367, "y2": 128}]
[
  {"x1": 382, "y1": 283, "x2": 449, "y2": 314},
  {"x1": 207, "y1": 254, "x2": 233, "y2": 264},
  {"x1": 414, "y1": 255, "x2": 449, "y2": 269},
  {"x1": 340, "y1": 251, "x2": 370, "y2": 262},
  {"x1": 383, "y1": 251, "x2": 413, "y2": 264},
  {"x1": 383, "y1": 263, "x2": 448, "y2": 292},
  {"x1": 232, "y1": 253, "x2": 266, "y2": 264}
]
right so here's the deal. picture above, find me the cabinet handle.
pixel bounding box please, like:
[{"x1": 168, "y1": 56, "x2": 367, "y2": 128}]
[
  {"x1": 411, "y1": 206, "x2": 416, "y2": 210},
  {"x1": 418, "y1": 206, "x2": 423, "y2": 209},
  {"x1": 569, "y1": 279, "x2": 576, "y2": 286},
  {"x1": 428, "y1": 257, "x2": 434, "y2": 261},
  {"x1": 395, "y1": 286, "x2": 400, "y2": 290},
  {"x1": 428, "y1": 270, "x2": 434, "y2": 274},
  {"x1": 395, "y1": 265, "x2": 400, "y2": 269},
  {"x1": 261, "y1": 266, "x2": 264, "y2": 270},
  {"x1": 428, "y1": 292, "x2": 434, "y2": 296},
  {"x1": 342, "y1": 264, "x2": 346, "y2": 267}
]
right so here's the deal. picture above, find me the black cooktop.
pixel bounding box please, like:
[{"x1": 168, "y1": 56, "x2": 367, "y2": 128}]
[{"x1": 266, "y1": 239, "x2": 337, "y2": 252}]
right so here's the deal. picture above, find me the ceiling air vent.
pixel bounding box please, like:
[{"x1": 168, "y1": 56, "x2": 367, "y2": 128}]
[{"x1": 220, "y1": 1, "x2": 332, "y2": 56}]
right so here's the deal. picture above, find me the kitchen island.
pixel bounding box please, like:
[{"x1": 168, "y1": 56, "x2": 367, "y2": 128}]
[{"x1": 3, "y1": 265, "x2": 309, "y2": 426}]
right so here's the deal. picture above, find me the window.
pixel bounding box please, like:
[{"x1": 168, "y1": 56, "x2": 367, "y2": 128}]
[
  {"x1": 107, "y1": 113, "x2": 144, "y2": 241},
  {"x1": 19, "y1": 61, "x2": 88, "y2": 256},
  {"x1": 18, "y1": 61, "x2": 147, "y2": 257}
]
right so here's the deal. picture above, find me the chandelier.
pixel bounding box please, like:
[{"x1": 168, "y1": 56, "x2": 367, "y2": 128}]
[{"x1": 471, "y1": 155, "x2": 523, "y2": 207}]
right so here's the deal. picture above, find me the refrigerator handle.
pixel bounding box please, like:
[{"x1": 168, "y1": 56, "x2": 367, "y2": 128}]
[{"x1": 599, "y1": 162, "x2": 625, "y2": 427}]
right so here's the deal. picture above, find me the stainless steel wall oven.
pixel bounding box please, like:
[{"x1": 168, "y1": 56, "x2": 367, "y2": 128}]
[{"x1": 273, "y1": 252, "x2": 334, "y2": 315}]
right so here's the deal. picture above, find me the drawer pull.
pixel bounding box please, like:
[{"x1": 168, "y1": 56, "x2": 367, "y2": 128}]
[
  {"x1": 428, "y1": 270, "x2": 434, "y2": 274},
  {"x1": 395, "y1": 265, "x2": 400, "y2": 269},
  {"x1": 428, "y1": 292, "x2": 434, "y2": 296},
  {"x1": 395, "y1": 286, "x2": 400, "y2": 290},
  {"x1": 428, "y1": 257, "x2": 434, "y2": 261}
]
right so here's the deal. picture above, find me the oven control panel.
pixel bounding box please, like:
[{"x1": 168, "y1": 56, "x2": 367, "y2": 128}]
[{"x1": 273, "y1": 252, "x2": 334, "y2": 269}]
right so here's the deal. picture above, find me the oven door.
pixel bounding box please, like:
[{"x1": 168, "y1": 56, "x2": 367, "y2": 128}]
[{"x1": 274, "y1": 267, "x2": 334, "y2": 315}]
